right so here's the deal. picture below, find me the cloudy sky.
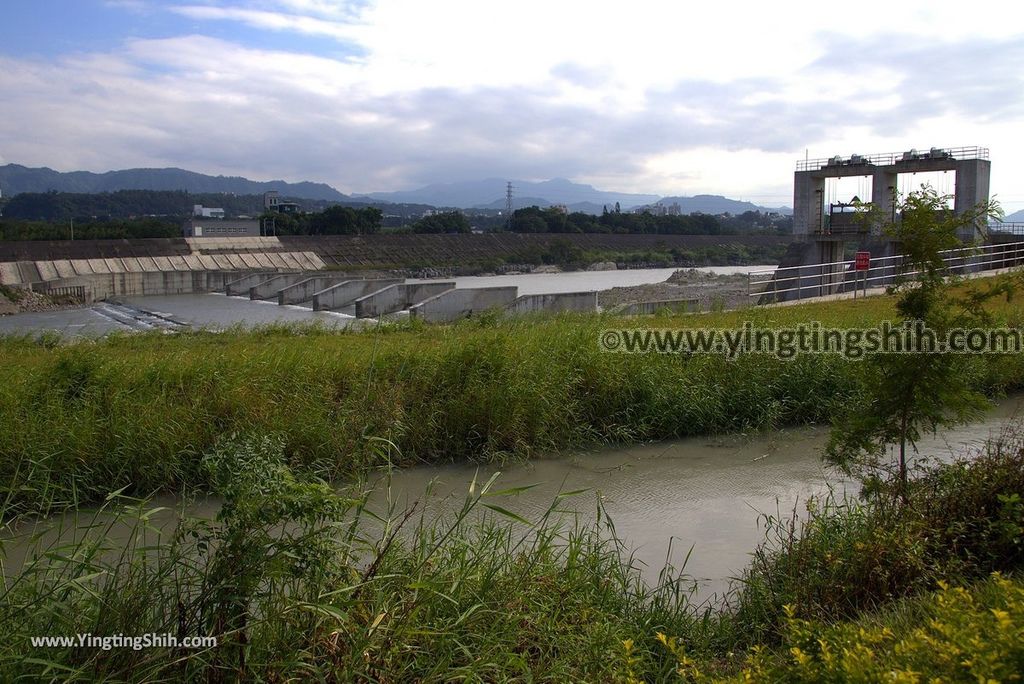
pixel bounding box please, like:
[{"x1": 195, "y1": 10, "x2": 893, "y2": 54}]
[{"x1": 1, "y1": 0, "x2": 1022, "y2": 210}]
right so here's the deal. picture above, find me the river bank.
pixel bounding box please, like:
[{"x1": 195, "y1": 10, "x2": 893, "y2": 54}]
[
  {"x1": 3, "y1": 418, "x2": 1023, "y2": 681},
  {"x1": 0, "y1": 284, "x2": 84, "y2": 316}
]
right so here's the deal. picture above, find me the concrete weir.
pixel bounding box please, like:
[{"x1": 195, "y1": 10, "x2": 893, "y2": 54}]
[
  {"x1": 614, "y1": 298, "x2": 699, "y2": 315},
  {"x1": 249, "y1": 273, "x2": 319, "y2": 300},
  {"x1": 508, "y1": 291, "x2": 598, "y2": 314},
  {"x1": 277, "y1": 276, "x2": 351, "y2": 305},
  {"x1": 312, "y1": 279, "x2": 403, "y2": 311},
  {"x1": 353, "y1": 282, "x2": 455, "y2": 318},
  {"x1": 225, "y1": 271, "x2": 297, "y2": 296},
  {"x1": 409, "y1": 286, "x2": 518, "y2": 323}
]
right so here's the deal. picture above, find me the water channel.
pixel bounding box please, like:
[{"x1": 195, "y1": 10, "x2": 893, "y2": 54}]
[{"x1": 7, "y1": 395, "x2": 1021, "y2": 605}]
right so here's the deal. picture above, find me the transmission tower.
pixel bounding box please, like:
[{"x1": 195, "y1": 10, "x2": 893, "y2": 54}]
[{"x1": 505, "y1": 181, "x2": 514, "y2": 230}]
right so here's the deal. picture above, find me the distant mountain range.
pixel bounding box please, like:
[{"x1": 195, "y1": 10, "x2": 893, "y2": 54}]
[
  {"x1": 1002, "y1": 209, "x2": 1024, "y2": 223},
  {"x1": 361, "y1": 178, "x2": 791, "y2": 215},
  {"x1": 359, "y1": 177, "x2": 661, "y2": 211},
  {"x1": 0, "y1": 164, "x2": 792, "y2": 216},
  {"x1": 0, "y1": 164, "x2": 349, "y2": 202}
]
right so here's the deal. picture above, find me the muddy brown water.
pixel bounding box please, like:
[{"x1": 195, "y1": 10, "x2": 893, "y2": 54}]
[{"x1": 5, "y1": 395, "x2": 1022, "y2": 603}]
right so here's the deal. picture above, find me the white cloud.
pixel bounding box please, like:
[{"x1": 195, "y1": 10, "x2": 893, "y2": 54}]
[
  {"x1": 170, "y1": 5, "x2": 363, "y2": 43},
  {"x1": 0, "y1": 0, "x2": 1021, "y2": 209}
]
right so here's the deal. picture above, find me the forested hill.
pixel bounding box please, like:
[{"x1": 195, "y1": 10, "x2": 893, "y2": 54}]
[
  {"x1": 0, "y1": 165, "x2": 348, "y2": 202},
  {"x1": 1, "y1": 190, "x2": 272, "y2": 221}
]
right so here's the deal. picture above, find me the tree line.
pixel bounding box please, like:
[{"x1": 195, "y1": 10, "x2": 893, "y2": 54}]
[
  {"x1": 503, "y1": 205, "x2": 789, "y2": 235},
  {"x1": 1, "y1": 190, "x2": 267, "y2": 221},
  {"x1": 261, "y1": 206, "x2": 383, "y2": 236}
]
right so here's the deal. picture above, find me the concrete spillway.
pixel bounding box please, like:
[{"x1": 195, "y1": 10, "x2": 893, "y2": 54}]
[
  {"x1": 409, "y1": 286, "x2": 519, "y2": 322},
  {"x1": 353, "y1": 282, "x2": 456, "y2": 318},
  {"x1": 277, "y1": 277, "x2": 352, "y2": 305},
  {"x1": 311, "y1": 279, "x2": 404, "y2": 311},
  {"x1": 249, "y1": 273, "x2": 318, "y2": 300}
]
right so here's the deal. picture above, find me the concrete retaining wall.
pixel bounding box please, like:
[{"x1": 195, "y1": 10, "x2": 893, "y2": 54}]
[
  {"x1": 0, "y1": 252, "x2": 325, "y2": 287},
  {"x1": 409, "y1": 286, "x2": 519, "y2": 322},
  {"x1": 508, "y1": 291, "x2": 597, "y2": 314},
  {"x1": 277, "y1": 276, "x2": 350, "y2": 305},
  {"x1": 27, "y1": 271, "x2": 240, "y2": 300},
  {"x1": 354, "y1": 282, "x2": 455, "y2": 318},
  {"x1": 312, "y1": 279, "x2": 404, "y2": 311}
]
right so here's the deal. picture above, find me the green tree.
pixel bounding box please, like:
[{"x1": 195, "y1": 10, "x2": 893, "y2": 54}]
[
  {"x1": 411, "y1": 210, "x2": 470, "y2": 234},
  {"x1": 825, "y1": 186, "x2": 1007, "y2": 503}
]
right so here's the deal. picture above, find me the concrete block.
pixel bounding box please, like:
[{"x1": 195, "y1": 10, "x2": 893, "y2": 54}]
[
  {"x1": 508, "y1": 291, "x2": 597, "y2": 314},
  {"x1": 279, "y1": 253, "x2": 304, "y2": 270},
  {"x1": 225, "y1": 271, "x2": 288, "y2": 296},
  {"x1": 312, "y1": 278, "x2": 404, "y2": 311},
  {"x1": 34, "y1": 261, "x2": 60, "y2": 281},
  {"x1": 139, "y1": 257, "x2": 161, "y2": 272},
  {"x1": 354, "y1": 282, "x2": 455, "y2": 318},
  {"x1": 249, "y1": 273, "x2": 316, "y2": 300},
  {"x1": 0, "y1": 262, "x2": 22, "y2": 285},
  {"x1": 88, "y1": 258, "x2": 112, "y2": 274},
  {"x1": 409, "y1": 286, "x2": 519, "y2": 322},
  {"x1": 53, "y1": 260, "x2": 76, "y2": 278},
  {"x1": 277, "y1": 276, "x2": 351, "y2": 305},
  {"x1": 166, "y1": 256, "x2": 189, "y2": 271},
  {"x1": 211, "y1": 255, "x2": 236, "y2": 270}
]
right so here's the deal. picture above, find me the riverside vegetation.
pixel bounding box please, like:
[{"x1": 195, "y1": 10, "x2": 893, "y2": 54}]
[{"x1": 2, "y1": 251, "x2": 1024, "y2": 676}]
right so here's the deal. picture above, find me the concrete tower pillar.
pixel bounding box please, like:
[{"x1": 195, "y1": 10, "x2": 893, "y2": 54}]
[
  {"x1": 953, "y1": 159, "x2": 991, "y2": 242},
  {"x1": 871, "y1": 170, "x2": 898, "y2": 236},
  {"x1": 793, "y1": 172, "x2": 825, "y2": 238}
]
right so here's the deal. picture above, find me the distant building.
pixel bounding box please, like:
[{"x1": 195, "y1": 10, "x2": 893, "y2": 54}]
[
  {"x1": 182, "y1": 219, "x2": 262, "y2": 237},
  {"x1": 193, "y1": 204, "x2": 225, "y2": 219},
  {"x1": 634, "y1": 201, "x2": 682, "y2": 216},
  {"x1": 263, "y1": 191, "x2": 300, "y2": 214}
]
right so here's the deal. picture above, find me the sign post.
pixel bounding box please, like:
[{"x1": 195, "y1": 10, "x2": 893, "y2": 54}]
[{"x1": 854, "y1": 251, "x2": 870, "y2": 298}]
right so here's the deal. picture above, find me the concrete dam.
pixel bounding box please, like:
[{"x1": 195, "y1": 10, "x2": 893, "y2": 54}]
[{"x1": 0, "y1": 232, "x2": 781, "y2": 320}]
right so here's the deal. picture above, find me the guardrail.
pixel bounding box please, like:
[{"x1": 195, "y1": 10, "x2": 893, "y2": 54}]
[
  {"x1": 990, "y1": 223, "x2": 1024, "y2": 236},
  {"x1": 796, "y1": 146, "x2": 989, "y2": 172},
  {"x1": 747, "y1": 240, "x2": 1024, "y2": 302}
]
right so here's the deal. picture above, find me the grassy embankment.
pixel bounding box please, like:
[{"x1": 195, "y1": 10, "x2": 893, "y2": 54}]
[{"x1": 1, "y1": 273, "x2": 1023, "y2": 520}]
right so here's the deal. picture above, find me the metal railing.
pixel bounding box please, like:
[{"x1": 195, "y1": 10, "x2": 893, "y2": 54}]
[
  {"x1": 796, "y1": 146, "x2": 989, "y2": 172},
  {"x1": 747, "y1": 240, "x2": 1024, "y2": 303},
  {"x1": 990, "y1": 223, "x2": 1024, "y2": 236}
]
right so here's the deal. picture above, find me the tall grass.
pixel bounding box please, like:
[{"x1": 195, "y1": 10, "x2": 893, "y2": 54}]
[
  {"x1": 3, "y1": 277, "x2": 1023, "y2": 519},
  {"x1": 4, "y1": 423, "x2": 1024, "y2": 680},
  {"x1": 0, "y1": 433, "x2": 713, "y2": 681}
]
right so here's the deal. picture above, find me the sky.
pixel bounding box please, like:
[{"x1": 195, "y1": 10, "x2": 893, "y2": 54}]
[{"x1": 0, "y1": 0, "x2": 1022, "y2": 210}]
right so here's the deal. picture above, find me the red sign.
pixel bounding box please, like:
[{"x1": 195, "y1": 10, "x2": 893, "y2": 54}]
[{"x1": 855, "y1": 251, "x2": 870, "y2": 271}]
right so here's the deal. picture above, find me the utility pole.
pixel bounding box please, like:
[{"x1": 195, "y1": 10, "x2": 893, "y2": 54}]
[
  {"x1": 70, "y1": 217, "x2": 74, "y2": 241},
  {"x1": 505, "y1": 181, "x2": 514, "y2": 231}
]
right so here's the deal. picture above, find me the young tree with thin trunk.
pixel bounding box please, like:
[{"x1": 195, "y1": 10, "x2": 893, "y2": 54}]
[{"x1": 825, "y1": 186, "x2": 1008, "y2": 503}]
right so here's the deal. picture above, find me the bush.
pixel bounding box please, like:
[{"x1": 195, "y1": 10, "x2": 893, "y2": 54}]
[
  {"x1": 731, "y1": 426, "x2": 1024, "y2": 645},
  {"x1": 728, "y1": 574, "x2": 1024, "y2": 682}
]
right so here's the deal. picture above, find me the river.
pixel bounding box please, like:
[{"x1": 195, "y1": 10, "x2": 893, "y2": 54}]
[{"x1": 7, "y1": 395, "x2": 1021, "y2": 604}]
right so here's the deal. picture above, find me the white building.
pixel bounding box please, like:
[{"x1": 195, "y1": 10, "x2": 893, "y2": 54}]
[{"x1": 193, "y1": 204, "x2": 225, "y2": 219}]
